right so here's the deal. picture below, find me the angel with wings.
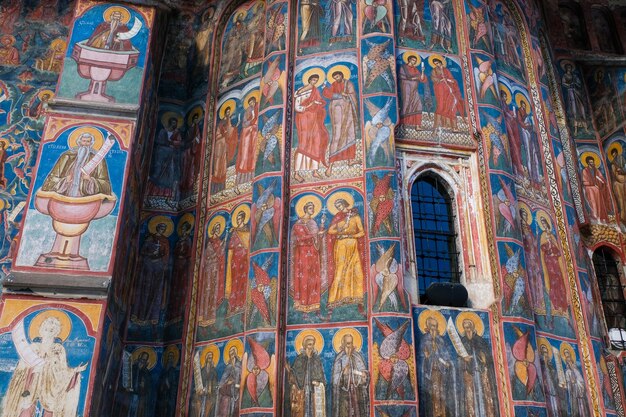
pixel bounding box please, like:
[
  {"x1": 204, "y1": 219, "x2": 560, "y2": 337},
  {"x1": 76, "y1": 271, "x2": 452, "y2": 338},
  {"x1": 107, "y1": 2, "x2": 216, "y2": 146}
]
[
  {"x1": 246, "y1": 259, "x2": 278, "y2": 328},
  {"x1": 373, "y1": 319, "x2": 416, "y2": 401},
  {"x1": 241, "y1": 337, "x2": 275, "y2": 409},
  {"x1": 251, "y1": 179, "x2": 281, "y2": 250}
]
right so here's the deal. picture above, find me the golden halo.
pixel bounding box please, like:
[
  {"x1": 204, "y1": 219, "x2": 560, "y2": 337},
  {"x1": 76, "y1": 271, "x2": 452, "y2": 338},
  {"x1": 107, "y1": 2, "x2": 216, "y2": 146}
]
[
  {"x1": 332, "y1": 328, "x2": 363, "y2": 353},
  {"x1": 244, "y1": 90, "x2": 260, "y2": 109},
  {"x1": 177, "y1": 213, "x2": 195, "y2": 236},
  {"x1": 28, "y1": 309, "x2": 72, "y2": 342},
  {"x1": 200, "y1": 344, "x2": 220, "y2": 367},
  {"x1": 38, "y1": 89, "x2": 54, "y2": 101},
  {"x1": 499, "y1": 84, "x2": 512, "y2": 104},
  {"x1": 535, "y1": 210, "x2": 552, "y2": 231},
  {"x1": 515, "y1": 93, "x2": 530, "y2": 111},
  {"x1": 537, "y1": 337, "x2": 553, "y2": 360},
  {"x1": 326, "y1": 191, "x2": 355, "y2": 215},
  {"x1": 294, "y1": 329, "x2": 324, "y2": 353},
  {"x1": 403, "y1": 51, "x2": 421, "y2": 65},
  {"x1": 559, "y1": 59, "x2": 575, "y2": 71},
  {"x1": 218, "y1": 99, "x2": 237, "y2": 119},
  {"x1": 327, "y1": 65, "x2": 351, "y2": 81},
  {"x1": 50, "y1": 38, "x2": 66, "y2": 51},
  {"x1": 187, "y1": 106, "x2": 204, "y2": 125},
  {"x1": 103, "y1": 6, "x2": 131, "y2": 24},
  {"x1": 224, "y1": 338, "x2": 244, "y2": 364},
  {"x1": 231, "y1": 204, "x2": 251, "y2": 226},
  {"x1": 68, "y1": 126, "x2": 105, "y2": 151},
  {"x1": 518, "y1": 202, "x2": 532, "y2": 225},
  {"x1": 0, "y1": 138, "x2": 10, "y2": 149},
  {"x1": 132, "y1": 347, "x2": 157, "y2": 370},
  {"x1": 295, "y1": 194, "x2": 323, "y2": 218},
  {"x1": 161, "y1": 111, "x2": 184, "y2": 130},
  {"x1": 163, "y1": 345, "x2": 180, "y2": 366},
  {"x1": 559, "y1": 342, "x2": 576, "y2": 362},
  {"x1": 302, "y1": 67, "x2": 326, "y2": 86},
  {"x1": 0, "y1": 35, "x2": 16, "y2": 45},
  {"x1": 148, "y1": 215, "x2": 175, "y2": 237},
  {"x1": 580, "y1": 151, "x2": 601, "y2": 168},
  {"x1": 233, "y1": 10, "x2": 246, "y2": 22},
  {"x1": 428, "y1": 54, "x2": 447, "y2": 68},
  {"x1": 455, "y1": 311, "x2": 485, "y2": 337},
  {"x1": 418, "y1": 309, "x2": 446, "y2": 335},
  {"x1": 608, "y1": 142, "x2": 623, "y2": 161},
  {"x1": 207, "y1": 214, "x2": 227, "y2": 236}
]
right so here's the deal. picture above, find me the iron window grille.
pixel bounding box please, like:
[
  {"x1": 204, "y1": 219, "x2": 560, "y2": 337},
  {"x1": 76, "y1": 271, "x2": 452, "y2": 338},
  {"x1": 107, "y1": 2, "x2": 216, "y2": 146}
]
[{"x1": 593, "y1": 247, "x2": 626, "y2": 349}]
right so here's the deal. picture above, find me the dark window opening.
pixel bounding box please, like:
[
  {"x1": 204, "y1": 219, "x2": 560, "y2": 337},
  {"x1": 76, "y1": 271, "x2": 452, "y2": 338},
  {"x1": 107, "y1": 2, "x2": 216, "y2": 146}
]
[
  {"x1": 593, "y1": 247, "x2": 626, "y2": 349},
  {"x1": 411, "y1": 175, "x2": 461, "y2": 300}
]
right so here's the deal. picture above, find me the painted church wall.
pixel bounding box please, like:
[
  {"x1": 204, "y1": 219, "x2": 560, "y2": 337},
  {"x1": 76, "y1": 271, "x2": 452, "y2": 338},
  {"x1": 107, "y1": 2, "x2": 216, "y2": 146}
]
[
  {"x1": 0, "y1": 295, "x2": 104, "y2": 416},
  {"x1": 0, "y1": 0, "x2": 76, "y2": 280}
]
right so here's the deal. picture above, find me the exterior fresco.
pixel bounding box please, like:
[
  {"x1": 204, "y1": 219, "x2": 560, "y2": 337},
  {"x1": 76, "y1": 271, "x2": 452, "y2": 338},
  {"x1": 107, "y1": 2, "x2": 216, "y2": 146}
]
[
  {"x1": 0, "y1": 0, "x2": 75, "y2": 278},
  {"x1": 14, "y1": 117, "x2": 134, "y2": 274},
  {"x1": 57, "y1": 3, "x2": 153, "y2": 105},
  {"x1": 0, "y1": 296, "x2": 104, "y2": 417}
]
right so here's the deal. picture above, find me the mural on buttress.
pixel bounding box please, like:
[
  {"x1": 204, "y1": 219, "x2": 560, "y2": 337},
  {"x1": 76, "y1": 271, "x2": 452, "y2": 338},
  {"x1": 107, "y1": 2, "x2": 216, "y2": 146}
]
[
  {"x1": 196, "y1": 204, "x2": 251, "y2": 341},
  {"x1": 395, "y1": 51, "x2": 469, "y2": 145},
  {"x1": 490, "y1": 1, "x2": 525, "y2": 83},
  {"x1": 145, "y1": 103, "x2": 206, "y2": 211},
  {"x1": 291, "y1": 54, "x2": 362, "y2": 184},
  {"x1": 255, "y1": 109, "x2": 284, "y2": 175},
  {"x1": 491, "y1": 173, "x2": 521, "y2": 240},
  {"x1": 518, "y1": 203, "x2": 576, "y2": 338},
  {"x1": 503, "y1": 322, "x2": 544, "y2": 403},
  {"x1": 296, "y1": 0, "x2": 356, "y2": 55},
  {"x1": 251, "y1": 176, "x2": 282, "y2": 251},
  {"x1": 555, "y1": 60, "x2": 593, "y2": 139},
  {"x1": 241, "y1": 333, "x2": 276, "y2": 410},
  {"x1": 218, "y1": 1, "x2": 266, "y2": 92},
  {"x1": 372, "y1": 316, "x2": 416, "y2": 401},
  {"x1": 472, "y1": 53, "x2": 499, "y2": 106},
  {"x1": 370, "y1": 240, "x2": 409, "y2": 314},
  {"x1": 479, "y1": 107, "x2": 511, "y2": 172},
  {"x1": 577, "y1": 147, "x2": 613, "y2": 224},
  {"x1": 585, "y1": 65, "x2": 624, "y2": 138},
  {"x1": 364, "y1": 96, "x2": 397, "y2": 169},
  {"x1": 393, "y1": 0, "x2": 458, "y2": 53},
  {"x1": 209, "y1": 83, "x2": 261, "y2": 202},
  {"x1": 0, "y1": 296, "x2": 104, "y2": 417},
  {"x1": 498, "y1": 241, "x2": 532, "y2": 319},
  {"x1": 414, "y1": 308, "x2": 500, "y2": 417},
  {"x1": 288, "y1": 189, "x2": 367, "y2": 325},
  {"x1": 591, "y1": 340, "x2": 617, "y2": 414},
  {"x1": 57, "y1": 3, "x2": 153, "y2": 105},
  {"x1": 536, "y1": 337, "x2": 592, "y2": 417},
  {"x1": 497, "y1": 79, "x2": 545, "y2": 197},
  {"x1": 284, "y1": 326, "x2": 370, "y2": 417},
  {"x1": 367, "y1": 171, "x2": 399, "y2": 239},
  {"x1": 552, "y1": 140, "x2": 573, "y2": 206},
  {"x1": 265, "y1": 2, "x2": 288, "y2": 55},
  {"x1": 604, "y1": 134, "x2": 626, "y2": 229},
  {"x1": 259, "y1": 56, "x2": 286, "y2": 111},
  {"x1": 0, "y1": 0, "x2": 76, "y2": 278},
  {"x1": 246, "y1": 252, "x2": 279, "y2": 330},
  {"x1": 14, "y1": 117, "x2": 132, "y2": 274}
]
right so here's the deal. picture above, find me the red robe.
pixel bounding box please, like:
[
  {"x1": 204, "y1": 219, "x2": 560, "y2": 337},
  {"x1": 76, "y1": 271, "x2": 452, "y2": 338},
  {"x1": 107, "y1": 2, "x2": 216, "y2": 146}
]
[
  {"x1": 236, "y1": 104, "x2": 258, "y2": 175},
  {"x1": 432, "y1": 67, "x2": 464, "y2": 120},
  {"x1": 291, "y1": 218, "x2": 324, "y2": 312},
  {"x1": 295, "y1": 86, "x2": 328, "y2": 163},
  {"x1": 227, "y1": 228, "x2": 249, "y2": 313}
]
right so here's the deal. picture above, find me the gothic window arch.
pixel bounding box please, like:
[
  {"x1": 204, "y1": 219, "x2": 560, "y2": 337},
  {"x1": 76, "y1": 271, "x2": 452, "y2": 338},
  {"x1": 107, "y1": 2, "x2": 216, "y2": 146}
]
[
  {"x1": 409, "y1": 171, "x2": 462, "y2": 302},
  {"x1": 592, "y1": 246, "x2": 626, "y2": 349}
]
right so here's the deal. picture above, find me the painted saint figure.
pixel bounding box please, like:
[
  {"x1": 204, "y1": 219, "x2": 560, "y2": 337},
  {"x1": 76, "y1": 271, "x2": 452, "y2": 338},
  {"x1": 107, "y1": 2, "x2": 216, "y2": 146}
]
[
  {"x1": 41, "y1": 132, "x2": 112, "y2": 198},
  {"x1": 581, "y1": 154, "x2": 610, "y2": 223},
  {"x1": 326, "y1": 197, "x2": 366, "y2": 317},
  {"x1": 331, "y1": 333, "x2": 369, "y2": 417},
  {"x1": 294, "y1": 73, "x2": 329, "y2": 181},
  {"x1": 457, "y1": 315, "x2": 499, "y2": 417},
  {"x1": 167, "y1": 221, "x2": 193, "y2": 321},
  {"x1": 516, "y1": 100, "x2": 542, "y2": 185},
  {"x1": 216, "y1": 345, "x2": 242, "y2": 417},
  {"x1": 429, "y1": 1, "x2": 453, "y2": 52},
  {"x1": 610, "y1": 146, "x2": 626, "y2": 225},
  {"x1": 562, "y1": 344, "x2": 590, "y2": 417},
  {"x1": 212, "y1": 104, "x2": 238, "y2": 193},
  {"x1": 288, "y1": 334, "x2": 326, "y2": 417},
  {"x1": 226, "y1": 208, "x2": 250, "y2": 316},
  {"x1": 1, "y1": 315, "x2": 87, "y2": 417},
  {"x1": 330, "y1": 0, "x2": 354, "y2": 40},
  {"x1": 87, "y1": 8, "x2": 135, "y2": 51},
  {"x1": 235, "y1": 96, "x2": 259, "y2": 192},
  {"x1": 299, "y1": 0, "x2": 323, "y2": 48},
  {"x1": 322, "y1": 70, "x2": 359, "y2": 176},
  {"x1": 193, "y1": 350, "x2": 218, "y2": 417},
  {"x1": 198, "y1": 218, "x2": 226, "y2": 325},
  {"x1": 148, "y1": 116, "x2": 183, "y2": 201},
  {"x1": 538, "y1": 214, "x2": 569, "y2": 326},
  {"x1": 290, "y1": 200, "x2": 326, "y2": 316},
  {"x1": 430, "y1": 57, "x2": 464, "y2": 131},
  {"x1": 561, "y1": 63, "x2": 589, "y2": 135},
  {"x1": 399, "y1": 54, "x2": 425, "y2": 127}
]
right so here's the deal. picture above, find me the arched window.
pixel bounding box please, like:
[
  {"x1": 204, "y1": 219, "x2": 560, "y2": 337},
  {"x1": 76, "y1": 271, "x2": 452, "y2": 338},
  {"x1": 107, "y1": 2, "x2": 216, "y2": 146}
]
[
  {"x1": 592, "y1": 247, "x2": 626, "y2": 349},
  {"x1": 410, "y1": 174, "x2": 460, "y2": 299}
]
